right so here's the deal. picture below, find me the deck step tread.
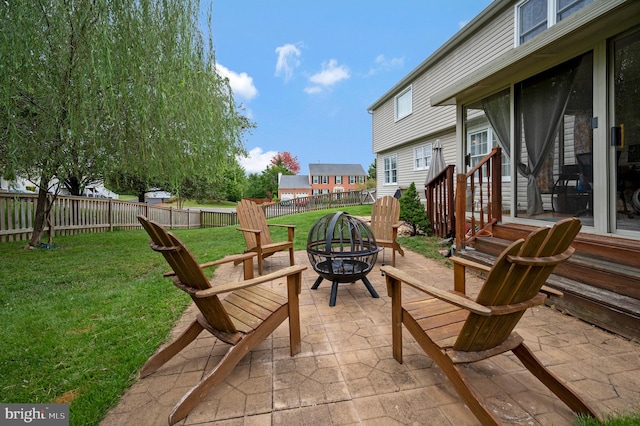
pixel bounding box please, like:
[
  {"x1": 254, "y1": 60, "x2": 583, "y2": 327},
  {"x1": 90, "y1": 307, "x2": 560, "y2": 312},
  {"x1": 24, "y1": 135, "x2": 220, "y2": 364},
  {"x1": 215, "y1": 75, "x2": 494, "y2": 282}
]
[
  {"x1": 455, "y1": 249, "x2": 640, "y2": 316},
  {"x1": 472, "y1": 236, "x2": 640, "y2": 280}
]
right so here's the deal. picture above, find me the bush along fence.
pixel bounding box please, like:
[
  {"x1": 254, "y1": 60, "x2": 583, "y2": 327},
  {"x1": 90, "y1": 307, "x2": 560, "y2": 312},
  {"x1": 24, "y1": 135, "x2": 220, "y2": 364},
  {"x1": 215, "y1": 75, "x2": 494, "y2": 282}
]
[{"x1": 0, "y1": 191, "x2": 370, "y2": 242}]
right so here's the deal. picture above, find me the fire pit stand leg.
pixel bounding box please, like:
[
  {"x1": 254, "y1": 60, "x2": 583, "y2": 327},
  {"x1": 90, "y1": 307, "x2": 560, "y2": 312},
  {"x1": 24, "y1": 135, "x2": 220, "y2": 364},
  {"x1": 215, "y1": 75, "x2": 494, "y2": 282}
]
[
  {"x1": 362, "y1": 277, "x2": 380, "y2": 299},
  {"x1": 330, "y1": 281, "x2": 339, "y2": 307},
  {"x1": 311, "y1": 276, "x2": 324, "y2": 290}
]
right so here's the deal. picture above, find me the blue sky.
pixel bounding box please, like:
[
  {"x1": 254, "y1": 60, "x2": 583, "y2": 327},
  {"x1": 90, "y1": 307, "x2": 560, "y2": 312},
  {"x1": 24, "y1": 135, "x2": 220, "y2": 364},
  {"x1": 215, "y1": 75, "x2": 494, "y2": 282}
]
[{"x1": 202, "y1": 1, "x2": 493, "y2": 175}]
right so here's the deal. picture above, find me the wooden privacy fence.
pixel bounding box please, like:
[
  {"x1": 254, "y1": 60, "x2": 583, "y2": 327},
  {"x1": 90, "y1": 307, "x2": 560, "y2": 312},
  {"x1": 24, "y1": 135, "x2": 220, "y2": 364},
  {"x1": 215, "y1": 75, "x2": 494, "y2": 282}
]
[{"x1": 0, "y1": 190, "x2": 369, "y2": 242}]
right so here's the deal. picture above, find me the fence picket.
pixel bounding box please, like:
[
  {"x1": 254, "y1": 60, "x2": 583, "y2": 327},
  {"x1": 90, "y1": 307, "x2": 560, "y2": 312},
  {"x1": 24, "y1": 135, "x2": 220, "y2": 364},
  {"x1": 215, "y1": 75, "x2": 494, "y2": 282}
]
[{"x1": 0, "y1": 191, "x2": 370, "y2": 242}]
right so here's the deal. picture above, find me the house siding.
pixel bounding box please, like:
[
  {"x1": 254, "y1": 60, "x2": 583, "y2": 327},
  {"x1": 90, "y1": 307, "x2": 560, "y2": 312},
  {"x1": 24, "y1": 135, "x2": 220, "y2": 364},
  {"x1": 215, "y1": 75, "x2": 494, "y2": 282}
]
[
  {"x1": 371, "y1": 5, "x2": 514, "y2": 156},
  {"x1": 377, "y1": 132, "x2": 457, "y2": 202}
]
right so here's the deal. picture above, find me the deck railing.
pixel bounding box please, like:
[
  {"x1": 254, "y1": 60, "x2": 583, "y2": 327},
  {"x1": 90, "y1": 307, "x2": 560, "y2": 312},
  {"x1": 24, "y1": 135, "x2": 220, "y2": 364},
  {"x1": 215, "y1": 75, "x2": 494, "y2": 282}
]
[
  {"x1": 455, "y1": 147, "x2": 502, "y2": 251},
  {"x1": 0, "y1": 191, "x2": 370, "y2": 242},
  {"x1": 425, "y1": 164, "x2": 456, "y2": 238}
]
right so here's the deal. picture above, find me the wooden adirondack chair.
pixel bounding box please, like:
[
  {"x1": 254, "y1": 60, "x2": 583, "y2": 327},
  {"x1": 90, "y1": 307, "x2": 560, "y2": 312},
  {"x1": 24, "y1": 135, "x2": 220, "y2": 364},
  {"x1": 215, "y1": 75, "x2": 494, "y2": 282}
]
[
  {"x1": 370, "y1": 196, "x2": 404, "y2": 266},
  {"x1": 236, "y1": 199, "x2": 295, "y2": 275},
  {"x1": 381, "y1": 218, "x2": 600, "y2": 425},
  {"x1": 137, "y1": 215, "x2": 306, "y2": 425}
]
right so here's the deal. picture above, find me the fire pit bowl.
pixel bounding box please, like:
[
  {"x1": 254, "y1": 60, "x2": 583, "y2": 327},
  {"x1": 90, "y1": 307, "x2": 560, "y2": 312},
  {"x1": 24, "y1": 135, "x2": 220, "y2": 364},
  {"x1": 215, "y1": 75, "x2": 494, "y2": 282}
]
[{"x1": 307, "y1": 211, "x2": 380, "y2": 306}]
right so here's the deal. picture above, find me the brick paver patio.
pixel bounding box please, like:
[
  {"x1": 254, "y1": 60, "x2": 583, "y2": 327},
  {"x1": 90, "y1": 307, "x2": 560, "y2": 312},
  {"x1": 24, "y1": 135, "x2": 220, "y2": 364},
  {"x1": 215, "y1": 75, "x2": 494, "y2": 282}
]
[{"x1": 101, "y1": 249, "x2": 640, "y2": 425}]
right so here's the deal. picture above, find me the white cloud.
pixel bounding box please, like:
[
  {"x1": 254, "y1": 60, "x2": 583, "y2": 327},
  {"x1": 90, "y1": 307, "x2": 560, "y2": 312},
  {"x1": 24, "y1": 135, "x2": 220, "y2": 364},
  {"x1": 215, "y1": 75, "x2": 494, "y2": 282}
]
[
  {"x1": 309, "y1": 59, "x2": 350, "y2": 86},
  {"x1": 238, "y1": 147, "x2": 277, "y2": 174},
  {"x1": 215, "y1": 63, "x2": 258, "y2": 101},
  {"x1": 367, "y1": 54, "x2": 404, "y2": 76},
  {"x1": 275, "y1": 43, "x2": 302, "y2": 81},
  {"x1": 303, "y1": 86, "x2": 322, "y2": 94},
  {"x1": 305, "y1": 59, "x2": 350, "y2": 94}
]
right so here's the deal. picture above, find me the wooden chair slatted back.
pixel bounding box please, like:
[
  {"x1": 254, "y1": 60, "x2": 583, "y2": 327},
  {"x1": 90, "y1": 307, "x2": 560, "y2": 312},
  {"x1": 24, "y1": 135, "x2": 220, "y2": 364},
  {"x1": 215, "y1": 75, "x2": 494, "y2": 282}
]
[
  {"x1": 138, "y1": 216, "x2": 237, "y2": 333},
  {"x1": 370, "y1": 196, "x2": 400, "y2": 241},
  {"x1": 454, "y1": 218, "x2": 581, "y2": 352},
  {"x1": 237, "y1": 199, "x2": 273, "y2": 248}
]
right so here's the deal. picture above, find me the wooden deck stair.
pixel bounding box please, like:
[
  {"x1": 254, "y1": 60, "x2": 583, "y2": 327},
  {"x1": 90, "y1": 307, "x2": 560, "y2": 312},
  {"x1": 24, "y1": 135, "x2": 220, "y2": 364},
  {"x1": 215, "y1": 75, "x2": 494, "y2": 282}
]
[{"x1": 458, "y1": 223, "x2": 640, "y2": 342}]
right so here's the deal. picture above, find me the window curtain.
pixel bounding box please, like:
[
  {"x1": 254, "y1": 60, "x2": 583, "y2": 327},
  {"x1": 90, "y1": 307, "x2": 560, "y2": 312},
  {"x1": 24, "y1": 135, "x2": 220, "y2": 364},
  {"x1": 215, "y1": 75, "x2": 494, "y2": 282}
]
[
  {"x1": 516, "y1": 58, "x2": 580, "y2": 215},
  {"x1": 482, "y1": 89, "x2": 511, "y2": 158}
]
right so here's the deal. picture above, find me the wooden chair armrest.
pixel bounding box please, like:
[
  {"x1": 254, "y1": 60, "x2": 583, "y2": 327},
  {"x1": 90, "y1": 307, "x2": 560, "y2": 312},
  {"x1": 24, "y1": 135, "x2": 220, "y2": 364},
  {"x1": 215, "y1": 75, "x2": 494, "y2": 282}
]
[
  {"x1": 237, "y1": 227, "x2": 262, "y2": 234},
  {"x1": 199, "y1": 252, "x2": 256, "y2": 269},
  {"x1": 195, "y1": 265, "x2": 307, "y2": 297},
  {"x1": 449, "y1": 256, "x2": 490, "y2": 294},
  {"x1": 488, "y1": 293, "x2": 547, "y2": 315},
  {"x1": 450, "y1": 256, "x2": 491, "y2": 272},
  {"x1": 391, "y1": 222, "x2": 403, "y2": 229},
  {"x1": 268, "y1": 223, "x2": 296, "y2": 241},
  {"x1": 540, "y1": 285, "x2": 563, "y2": 297},
  {"x1": 381, "y1": 265, "x2": 491, "y2": 316},
  {"x1": 163, "y1": 253, "x2": 256, "y2": 277},
  {"x1": 507, "y1": 247, "x2": 575, "y2": 266},
  {"x1": 267, "y1": 224, "x2": 296, "y2": 229}
]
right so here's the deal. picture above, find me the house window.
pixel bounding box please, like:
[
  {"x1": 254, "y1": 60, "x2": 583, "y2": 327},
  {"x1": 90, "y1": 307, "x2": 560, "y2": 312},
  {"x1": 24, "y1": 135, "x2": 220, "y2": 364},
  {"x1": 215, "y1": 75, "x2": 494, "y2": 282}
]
[
  {"x1": 349, "y1": 175, "x2": 356, "y2": 184},
  {"x1": 358, "y1": 176, "x2": 365, "y2": 184},
  {"x1": 321, "y1": 176, "x2": 328, "y2": 184},
  {"x1": 468, "y1": 129, "x2": 490, "y2": 169},
  {"x1": 335, "y1": 176, "x2": 342, "y2": 184},
  {"x1": 312, "y1": 176, "x2": 319, "y2": 184},
  {"x1": 383, "y1": 154, "x2": 397, "y2": 185},
  {"x1": 516, "y1": 0, "x2": 593, "y2": 45},
  {"x1": 414, "y1": 143, "x2": 433, "y2": 171},
  {"x1": 467, "y1": 127, "x2": 511, "y2": 179},
  {"x1": 395, "y1": 86, "x2": 412, "y2": 121}
]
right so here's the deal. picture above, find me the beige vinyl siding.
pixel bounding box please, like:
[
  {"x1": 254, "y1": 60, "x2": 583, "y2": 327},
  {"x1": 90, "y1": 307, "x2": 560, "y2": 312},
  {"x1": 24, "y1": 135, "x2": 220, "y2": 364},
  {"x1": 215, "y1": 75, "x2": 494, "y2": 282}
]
[
  {"x1": 372, "y1": 7, "x2": 514, "y2": 154},
  {"x1": 376, "y1": 131, "x2": 457, "y2": 202}
]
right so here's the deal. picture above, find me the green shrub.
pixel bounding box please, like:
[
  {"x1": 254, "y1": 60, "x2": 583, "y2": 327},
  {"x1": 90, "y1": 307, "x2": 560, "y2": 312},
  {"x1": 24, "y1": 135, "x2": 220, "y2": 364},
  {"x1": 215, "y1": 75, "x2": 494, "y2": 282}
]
[{"x1": 399, "y1": 182, "x2": 430, "y2": 236}]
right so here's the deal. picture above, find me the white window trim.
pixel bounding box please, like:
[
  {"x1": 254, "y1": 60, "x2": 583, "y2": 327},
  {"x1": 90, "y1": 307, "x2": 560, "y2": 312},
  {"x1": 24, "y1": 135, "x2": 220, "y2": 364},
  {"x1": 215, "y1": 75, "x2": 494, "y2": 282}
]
[
  {"x1": 383, "y1": 154, "x2": 398, "y2": 185},
  {"x1": 414, "y1": 143, "x2": 433, "y2": 171},
  {"x1": 514, "y1": 0, "x2": 593, "y2": 46},
  {"x1": 466, "y1": 126, "x2": 511, "y2": 182},
  {"x1": 394, "y1": 85, "x2": 412, "y2": 122}
]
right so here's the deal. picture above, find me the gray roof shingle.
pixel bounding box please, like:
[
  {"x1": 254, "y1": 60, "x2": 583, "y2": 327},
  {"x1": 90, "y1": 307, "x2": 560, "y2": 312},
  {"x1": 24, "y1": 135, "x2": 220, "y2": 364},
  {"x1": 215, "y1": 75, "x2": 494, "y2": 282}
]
[{"x1": 308, "y1": 164, "x2": 366, "y2": 176}]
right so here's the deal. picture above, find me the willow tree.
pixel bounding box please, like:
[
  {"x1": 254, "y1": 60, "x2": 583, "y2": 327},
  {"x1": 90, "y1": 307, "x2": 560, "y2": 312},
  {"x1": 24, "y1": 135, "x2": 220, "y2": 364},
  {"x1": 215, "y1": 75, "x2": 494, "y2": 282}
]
[{"x1": 0, "y1": 1, "x2": 246, "y2": 247}]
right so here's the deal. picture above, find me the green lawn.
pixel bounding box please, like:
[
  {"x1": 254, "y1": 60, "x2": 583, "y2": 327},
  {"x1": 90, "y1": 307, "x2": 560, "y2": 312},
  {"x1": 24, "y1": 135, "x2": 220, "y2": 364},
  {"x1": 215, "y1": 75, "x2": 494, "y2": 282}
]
[{"x1": 0, "y1": 206, "x2": 371, "y2": 425}]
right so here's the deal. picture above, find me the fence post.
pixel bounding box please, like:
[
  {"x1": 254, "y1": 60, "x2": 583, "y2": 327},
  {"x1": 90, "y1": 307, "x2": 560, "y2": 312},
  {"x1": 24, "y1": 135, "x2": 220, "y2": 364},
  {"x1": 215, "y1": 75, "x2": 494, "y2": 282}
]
[{"x1": 108, "y1": 198, "x2": 113, "y2": 232}]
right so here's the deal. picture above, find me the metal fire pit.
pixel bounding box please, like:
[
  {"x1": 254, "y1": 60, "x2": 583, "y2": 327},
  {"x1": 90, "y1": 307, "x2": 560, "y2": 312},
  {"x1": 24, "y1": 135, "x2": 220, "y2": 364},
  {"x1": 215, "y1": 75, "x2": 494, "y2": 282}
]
[{"x1": 307, "y1": 211, "x2": 380, "y2": 306}]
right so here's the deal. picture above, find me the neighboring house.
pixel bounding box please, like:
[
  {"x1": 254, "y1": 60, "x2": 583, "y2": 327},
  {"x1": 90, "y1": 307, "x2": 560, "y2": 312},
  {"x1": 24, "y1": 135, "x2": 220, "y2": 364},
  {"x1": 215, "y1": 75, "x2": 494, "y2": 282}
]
[
  {"x1": 308, "y1": 164, "x2": 366, "y2": 195},
  {"x1": 278, "y1": 174, "x2": 312, "y2": 202},
  {"x1": 277, "y1": 164, "x2": 367, "y2": 201},
  {"x1": 1, "y1": 176, "x2": 118, "y2": 198},
  {"x1": 369, "y1": 0, "x2": 640, "y2": 240}
]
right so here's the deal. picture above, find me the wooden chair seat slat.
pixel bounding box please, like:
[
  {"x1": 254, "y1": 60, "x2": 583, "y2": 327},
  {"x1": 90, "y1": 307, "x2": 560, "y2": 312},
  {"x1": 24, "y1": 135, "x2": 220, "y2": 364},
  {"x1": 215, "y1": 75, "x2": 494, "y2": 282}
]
[
  {"x1": 382, "y1": 218, "x2": 599, "y2": 425},
  {"x1": 223, "y1": 301, "x2": 264, "y2": 332},
  {"x1": 414, "y1": 309, "x2": 469, "y2": 331},
  {"x1": 224, "y1": 291, "x2": 276, "y2": 318},
  {"x1": 404, "y1": 297, "x2": 463, "y2": 320},
  {"x1": 246, "y1": 284, "x2": 288, "y2": 305}
]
